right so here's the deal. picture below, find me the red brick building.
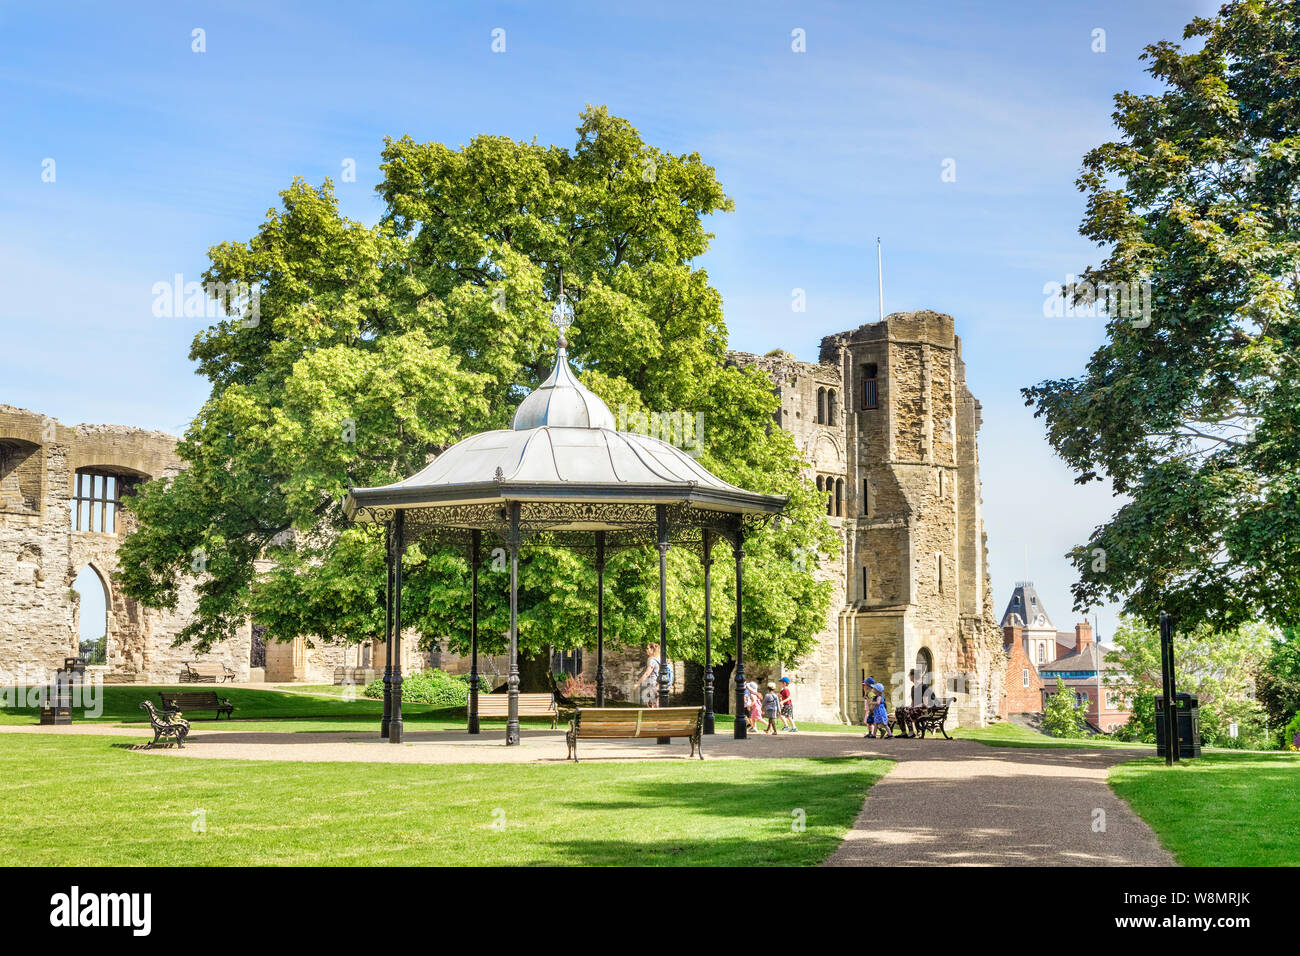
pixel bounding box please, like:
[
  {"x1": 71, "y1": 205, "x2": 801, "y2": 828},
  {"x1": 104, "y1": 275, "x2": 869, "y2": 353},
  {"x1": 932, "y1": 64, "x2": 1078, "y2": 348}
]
[{"x1": 1001, "y1": 623, "x2": 1044, "y2": 716}]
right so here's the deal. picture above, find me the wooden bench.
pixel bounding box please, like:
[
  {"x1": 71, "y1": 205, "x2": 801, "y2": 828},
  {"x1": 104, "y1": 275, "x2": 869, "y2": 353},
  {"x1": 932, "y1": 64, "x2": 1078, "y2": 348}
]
[
  {"x1": 159, "y1": 690, "x2": 234, "y2": 719},
  {"x1": 889, "y1": 698, "x2": 954, "y2": 739},
  {"x1": 475, "y1": 692, "x2": 558, "y2": 729},
  {"x1": 140, "y1": 701, "x2": 190, "y2": 748},
  {"x1": 334, "y1": 666, "x2": 380, "y2": 685},
  {"x1": 566, "y1": 706, "x2": 703, "y2": 762},
  {"x1": 180, "y1": 661, "x2": 235, "y2": 683}
]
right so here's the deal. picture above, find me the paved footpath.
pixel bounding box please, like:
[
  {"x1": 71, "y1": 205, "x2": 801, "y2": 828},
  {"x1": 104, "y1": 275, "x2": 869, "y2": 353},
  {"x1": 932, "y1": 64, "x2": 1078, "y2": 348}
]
[
  {"x1": 824, "y1": 737, "x2": 1174, "y2": 867},
  {"x1": 2, "y1": 723, "x2": 1173, "y2": 866}
]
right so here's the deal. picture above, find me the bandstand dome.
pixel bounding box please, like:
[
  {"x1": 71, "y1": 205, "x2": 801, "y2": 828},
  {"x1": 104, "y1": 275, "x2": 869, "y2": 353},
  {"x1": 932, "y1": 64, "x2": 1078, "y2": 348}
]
[{"x1": 345, "y1": 341, "x2": 786, "y2": 524}]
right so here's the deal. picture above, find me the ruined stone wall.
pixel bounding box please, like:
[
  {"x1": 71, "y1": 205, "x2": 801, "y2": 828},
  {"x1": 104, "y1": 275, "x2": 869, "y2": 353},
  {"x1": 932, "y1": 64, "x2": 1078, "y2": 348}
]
[{"x1": 0, "y1": 405, "x2": 249, "y2": 684}]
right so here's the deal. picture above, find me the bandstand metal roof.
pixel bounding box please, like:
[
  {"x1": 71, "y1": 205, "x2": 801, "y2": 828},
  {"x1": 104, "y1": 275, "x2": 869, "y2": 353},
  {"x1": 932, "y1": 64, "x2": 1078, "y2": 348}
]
[{"x1": 344, "y1": 336, "x2": 787, "y2": 547}]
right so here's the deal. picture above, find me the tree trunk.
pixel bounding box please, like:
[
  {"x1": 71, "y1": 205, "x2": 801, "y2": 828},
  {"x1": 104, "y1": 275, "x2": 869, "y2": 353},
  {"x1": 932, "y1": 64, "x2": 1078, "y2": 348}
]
[{"x1": 518, "y1": 648, "x2": 554, "y2": 693}]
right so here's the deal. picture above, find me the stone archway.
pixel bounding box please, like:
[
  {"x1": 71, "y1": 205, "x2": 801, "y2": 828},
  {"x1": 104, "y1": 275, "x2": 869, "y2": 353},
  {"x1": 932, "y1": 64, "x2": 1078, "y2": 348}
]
[
  {"x1": 916, "y1": 646, "x2": 934, "y2": 705},
  {"x1": 71, "y1": 562, "x2": 111, "y2": 664}
]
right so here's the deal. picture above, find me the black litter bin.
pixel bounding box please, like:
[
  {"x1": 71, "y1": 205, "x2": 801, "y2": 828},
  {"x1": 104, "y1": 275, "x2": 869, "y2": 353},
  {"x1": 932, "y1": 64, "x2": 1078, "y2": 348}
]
[
  {"x1": 39, "y1": 660, "x2": 81, "y2": 726},
  {"x1": 1155, "y1": 693, "x2": 1201, "y2": 758}
]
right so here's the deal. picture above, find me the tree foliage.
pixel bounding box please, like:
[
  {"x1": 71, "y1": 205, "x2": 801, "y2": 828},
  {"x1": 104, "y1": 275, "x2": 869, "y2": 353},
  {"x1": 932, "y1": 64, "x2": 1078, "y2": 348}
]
[
  {"x1": 1105, "y1": 615, "x2": 1273, "y2": 746},
  {"x1": 1024, "y1": 2, "x2": 1300, "y2": 631},
  {"x1": 117, "y1": 107, "x2": 836, "y2": 668},
  {"x1": 1254, "y1": 626, "x2": 1300, "y2": 726}
]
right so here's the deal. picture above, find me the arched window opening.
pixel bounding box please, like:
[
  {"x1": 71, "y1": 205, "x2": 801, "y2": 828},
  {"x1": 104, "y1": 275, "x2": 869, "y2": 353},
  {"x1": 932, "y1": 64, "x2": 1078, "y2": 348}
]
[
  {"x1": 834, "y1": 478, "x2": 843, "y2": 516},
  {"x1": 0, "y1": 438, "x2": 43, "y2": 515},
  {"x1": 827, "y1": 389, "x2": 837, "y2": 426},
  {"x1": 915, "y1": 648, "x2": 934, "y2": 705},
  {"x1": 816, "y1": 387, "x2": 826, "y2": 424}
]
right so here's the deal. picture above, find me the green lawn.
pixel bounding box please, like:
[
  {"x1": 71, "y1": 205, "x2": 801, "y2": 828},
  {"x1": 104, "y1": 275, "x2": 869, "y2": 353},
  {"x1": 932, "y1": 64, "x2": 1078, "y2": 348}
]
[
  {"x1": 1108, "y1": 752, "x2": 1300, "y2": 866},
  {"x1": 952, "y1": 723, "x2": 1154, "y2": 750},
  {"x1": 0, "y1": 733, "x2": 889, "y2": 866}
]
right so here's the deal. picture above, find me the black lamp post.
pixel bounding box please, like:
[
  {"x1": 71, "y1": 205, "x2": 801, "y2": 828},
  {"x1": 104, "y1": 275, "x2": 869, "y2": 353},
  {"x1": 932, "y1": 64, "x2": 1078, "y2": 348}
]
[{"x1": 1159, "y1": 610, "x2": 1178, "y2": 765}]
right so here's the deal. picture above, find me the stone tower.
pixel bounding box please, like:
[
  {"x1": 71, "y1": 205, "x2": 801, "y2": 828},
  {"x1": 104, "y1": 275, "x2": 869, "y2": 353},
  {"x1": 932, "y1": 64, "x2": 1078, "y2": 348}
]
[{"x1": 730, "y1": 310, "x2": 1003, "y2": 726}]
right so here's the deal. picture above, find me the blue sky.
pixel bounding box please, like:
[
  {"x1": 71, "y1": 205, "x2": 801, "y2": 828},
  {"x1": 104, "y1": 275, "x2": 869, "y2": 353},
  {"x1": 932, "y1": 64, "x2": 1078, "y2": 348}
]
[{"x1": 0, "y1": 0, "x2": 1215, "y2": 640}]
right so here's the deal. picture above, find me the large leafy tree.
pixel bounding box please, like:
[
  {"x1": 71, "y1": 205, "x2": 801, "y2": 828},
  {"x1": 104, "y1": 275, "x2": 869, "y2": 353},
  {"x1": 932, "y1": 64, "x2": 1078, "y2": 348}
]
[
  {"x1": 1025, "y1": 2, "x2": 1300, "y2": 631},
  {"x1": 119, "y1": 107, "x2": 836, "y2": 674}
]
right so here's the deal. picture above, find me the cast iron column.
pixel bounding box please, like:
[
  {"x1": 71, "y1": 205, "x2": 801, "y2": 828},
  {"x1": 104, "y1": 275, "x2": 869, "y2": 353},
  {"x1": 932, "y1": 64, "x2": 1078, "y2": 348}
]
[
  {"x1": 733, "y1": 526, "x2": 747, "y2": 740},
  {"x1": 381, "y1": 520, "x2": 393, "y2": 739},
  {"x1": 595, "y1": 530, "x2": 606, "y2": 707},
  {"x1": 389, "y1": 510, "x2": 404, "y2": 744},
  {"x1": 702, "y1": 528, "x2": 715, "y2": 734},
  {"x1": 656, "y1": 504, "x2": 671, "y2": 743},
  {"x1": 506, "y1": 502, "x2": 521, "y2": 746},
  {"x1": 468, "y1": 529, "x2": 481, "y2": 735}
]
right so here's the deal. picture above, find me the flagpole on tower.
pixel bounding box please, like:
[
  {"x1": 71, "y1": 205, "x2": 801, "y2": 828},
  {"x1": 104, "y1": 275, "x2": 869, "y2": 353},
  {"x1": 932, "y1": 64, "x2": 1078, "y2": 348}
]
[{"x1": 877, "y1": 237, "x2": 884, "y2": 321}]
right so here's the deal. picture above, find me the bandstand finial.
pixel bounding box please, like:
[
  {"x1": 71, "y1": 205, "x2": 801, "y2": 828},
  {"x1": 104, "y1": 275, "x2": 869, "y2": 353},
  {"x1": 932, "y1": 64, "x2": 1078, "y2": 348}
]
[{"x1": 550, "y1": 289, "x2": 573, "y2": 348}]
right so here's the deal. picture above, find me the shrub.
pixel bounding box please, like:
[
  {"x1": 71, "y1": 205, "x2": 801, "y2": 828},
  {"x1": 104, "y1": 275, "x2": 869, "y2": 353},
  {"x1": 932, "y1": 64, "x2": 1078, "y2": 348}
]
[
  {"x1": 362, "y1": 669, "x2": 484, "y2": 707},
  {"x1": 1042, "y1": 677, "x2": 1088, "y2": 738},
  {"x1": 555, "y1": 672, "x2": 597, "y2": 701},
  {"x1": 1284, "y1": 711, "x2": 1300, "y2": 752}
]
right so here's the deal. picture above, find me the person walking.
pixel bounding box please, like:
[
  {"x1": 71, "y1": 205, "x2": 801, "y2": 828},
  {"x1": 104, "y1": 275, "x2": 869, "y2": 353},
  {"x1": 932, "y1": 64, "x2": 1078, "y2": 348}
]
[
  {"x1": 638, "y1": 643, "x2": 661, "y2": 707},
  {"x1": 762, "y1": 683, "x2": 781, "y2": 734},
  {"x1": 870, "y1": 680, "x2": 893, "y2": 738},
  {"x1": 778, "y1": 677, "x2": 798, "y2": 732},
  {"x1": 744, "y1": 678, "x2": 761, "y2": 731},
  {"x1": 862, "y1": 675, "x2": 878, "y2": 737}
]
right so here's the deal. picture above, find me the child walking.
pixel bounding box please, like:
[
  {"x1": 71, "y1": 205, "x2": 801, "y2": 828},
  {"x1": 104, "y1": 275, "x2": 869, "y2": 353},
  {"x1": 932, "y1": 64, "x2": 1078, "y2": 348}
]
[
  {"x1": 862, "y1": 675, "x2": 877, "y2": 737},
  {"x1": 745, "y1": 678, "x2": 761, "y2": 731},
  {"x1": 778, "y1": 676, "x2": 798, "y2": 732},
  {"x1": 869, "y1": 680, "x2": 893, "y2": 739},
  {"x1": 762, "y1": 683, "x2": 781, "y2": 734}
]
